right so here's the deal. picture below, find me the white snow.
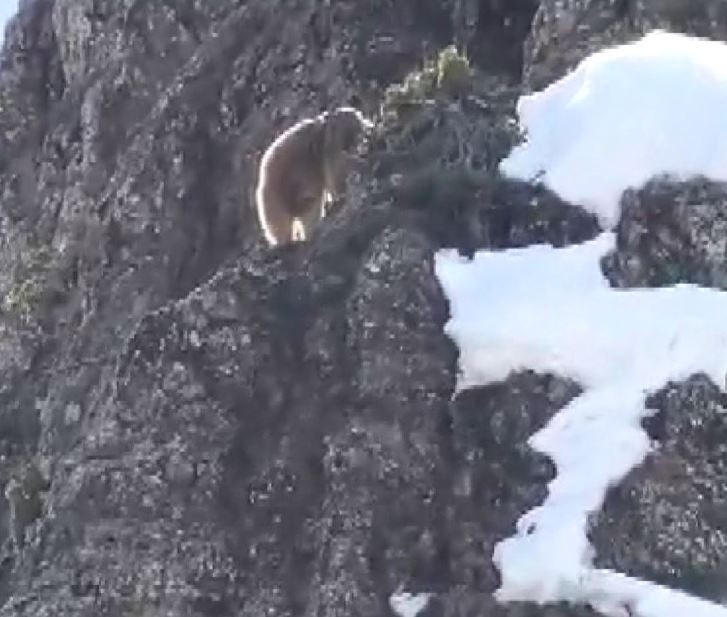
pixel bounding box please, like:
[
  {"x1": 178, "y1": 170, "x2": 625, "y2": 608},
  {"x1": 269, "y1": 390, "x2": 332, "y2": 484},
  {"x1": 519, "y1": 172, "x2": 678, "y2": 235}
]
[
  {"x1": 500, "y1": 30, "x2": 727, "y2": 228},
  {"x1": 0, "y1": 0, "x2": 16, "y2": 43},
  {"x1": 434, "y1": 233, "x2": 727, "y2": 616},
  {"x1": 389, "y1": 591, "x2": 432, "y2": 617}
]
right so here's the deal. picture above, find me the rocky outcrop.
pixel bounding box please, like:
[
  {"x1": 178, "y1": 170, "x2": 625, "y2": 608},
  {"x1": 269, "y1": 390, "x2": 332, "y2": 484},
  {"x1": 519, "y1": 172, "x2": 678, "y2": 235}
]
[
  {"x1": 592, "y1": 374, "x2": 727, "y2": 606},
  {"x1": 523, "y1": 0, "x2": 727, "y2": 89},
  {"x1": 602, "y1": 178, "x2": 727, "y2": 289},
  {"x1": 0, "y1": 0, "x2": 723, "y2": 616}
]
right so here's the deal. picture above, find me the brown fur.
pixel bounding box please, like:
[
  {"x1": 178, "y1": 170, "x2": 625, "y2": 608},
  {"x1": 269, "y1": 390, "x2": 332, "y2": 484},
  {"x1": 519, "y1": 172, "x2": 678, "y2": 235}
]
[{"x1": 255, "y1": 106, "x2": 373, "y2": 247}]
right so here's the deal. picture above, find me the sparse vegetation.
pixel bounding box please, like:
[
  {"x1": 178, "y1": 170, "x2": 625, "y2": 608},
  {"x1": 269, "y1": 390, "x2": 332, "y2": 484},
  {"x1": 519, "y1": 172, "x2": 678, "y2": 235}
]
[
  {"x1": 5, "y1": 278, "x2": 43, "y2": 318},
  {"x1": 3, "y1": 245, "x2": 52, "y2": 322},
  {"x1": 436, "y1": 45, "x2": 472, "y2": 96},
  {"x1": 383, "y1": 45, "x2": 472, "y2": 116},
  {"x1": 373, "y1": 43, "x2": 519, "y2": 251}
]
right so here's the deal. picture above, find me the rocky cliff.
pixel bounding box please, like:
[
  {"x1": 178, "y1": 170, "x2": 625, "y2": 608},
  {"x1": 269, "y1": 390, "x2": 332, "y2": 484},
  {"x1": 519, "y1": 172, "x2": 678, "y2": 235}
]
[{"x1": 0, "y1": 0, "x2": 724, "y2": 616}]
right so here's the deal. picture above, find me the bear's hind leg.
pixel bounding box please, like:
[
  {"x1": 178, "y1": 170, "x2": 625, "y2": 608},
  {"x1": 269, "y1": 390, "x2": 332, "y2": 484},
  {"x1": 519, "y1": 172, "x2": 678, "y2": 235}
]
[
  {"x1": 296, "y1": 197, "x2": 325, "y2": 242},
  {"x1": 258, "y1": 195, "x2": 294, "y2": 246}
]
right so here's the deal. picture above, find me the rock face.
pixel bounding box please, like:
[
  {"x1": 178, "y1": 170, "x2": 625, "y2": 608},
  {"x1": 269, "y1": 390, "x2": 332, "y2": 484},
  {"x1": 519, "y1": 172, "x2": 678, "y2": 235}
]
[
  {"x1": 0, "y1": 1, "x2": 724, "y2": 616},
  {"x1": 523, "y1": 0, "x2": 727, "y2": 89}
]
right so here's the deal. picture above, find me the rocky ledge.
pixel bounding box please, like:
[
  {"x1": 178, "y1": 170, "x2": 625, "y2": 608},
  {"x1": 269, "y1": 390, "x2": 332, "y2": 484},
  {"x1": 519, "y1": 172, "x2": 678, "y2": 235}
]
[{"x1": 0, "y1": 0, "x2": 724, "y2": 616}]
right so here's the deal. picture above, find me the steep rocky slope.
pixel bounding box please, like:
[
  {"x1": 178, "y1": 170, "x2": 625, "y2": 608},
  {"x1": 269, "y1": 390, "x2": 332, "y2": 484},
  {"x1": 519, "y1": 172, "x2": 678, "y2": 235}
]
[{"x1": 0, "y1": 0, "x2": 724, "y2": 616}]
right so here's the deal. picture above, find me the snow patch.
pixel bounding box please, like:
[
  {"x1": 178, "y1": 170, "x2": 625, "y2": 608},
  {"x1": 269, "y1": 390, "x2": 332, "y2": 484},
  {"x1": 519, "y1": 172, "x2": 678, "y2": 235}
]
[
  {"x1": 389, "y1": 591, "x2": 432, "y2": 617},
  {"x1": 435, "y1": 233, "x2": 727, "y2": 616},
  {"x1": 0, "y1": 0, "x2": 17, "y2": 43},
  {"x1": 500, "y1": 30, "x2": 727, "y2": 228}
]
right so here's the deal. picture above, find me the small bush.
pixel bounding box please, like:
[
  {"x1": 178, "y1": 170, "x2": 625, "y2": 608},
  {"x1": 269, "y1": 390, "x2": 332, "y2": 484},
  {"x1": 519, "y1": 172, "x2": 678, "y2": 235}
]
[
  {"x1": 383, "y1": 64, "x2": 438, "y2": 111},
  {"x1": 383, "y1": 45, "x2": 471, "y2": 116},
  {"x1": 437, "y1": 45, "x2": 471, "y2": 96}
]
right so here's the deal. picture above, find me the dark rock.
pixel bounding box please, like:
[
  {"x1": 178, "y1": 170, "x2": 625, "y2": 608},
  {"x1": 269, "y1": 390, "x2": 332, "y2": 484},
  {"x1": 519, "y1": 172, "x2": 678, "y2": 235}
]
[
  {"x1": 446, "y1": 372, "x2": 581, "y2": 594},
  {"x1": 449, "y1": 0, "x2": 540, "y2": 79},
  {"x1": 603, "y1": 178, "x2": 727, "y2": 289},
  {"x1": 592, "y1": 375, "x2": 727, "y2": 605},
  {"x1": 522, "y1": 0, "x2": 727, "y2": 91}
]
